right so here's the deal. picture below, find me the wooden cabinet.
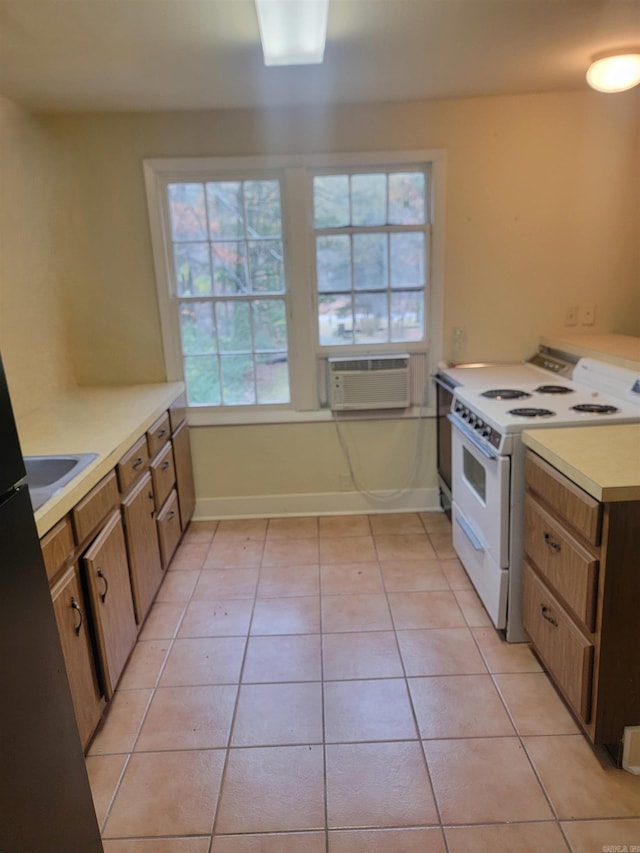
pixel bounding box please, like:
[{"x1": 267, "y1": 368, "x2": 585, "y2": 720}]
[
  {"x1": 523, "y1": 450, "x2": 640, "y2": 754},
  {"x1": 171, "y1": 418, "x2": 195, "y2": 531},
  {"x1": 156, "y1": 488, "x2": 181, "y2": 567},
  {"x1": 51, "y1": 566, "x2": 104, "y2": 749},
  {"x1": 38, "y1": 391, "x2": 196, "y2": 750},
  {"x1": 41, "y1": 517, "x2": 74, "y2": 583},
  {"x1": 150, "y1": 441, "x2": 176, "y2": 511},
  {"x1": 72, "y1": 471, "x2": 119, "y2": 544},
  {"x1": 121, "y1": 471, "x2": 163, "y2": 623},
  {"x1": 147, "y1": 412, "x2": 171, "y2": 459},
  {"x1": 117, "y1": 435, "x2": 149, "y2": 493},
  {"x1": 83, "y1": 511, "x2": 138, "y2": 699}
]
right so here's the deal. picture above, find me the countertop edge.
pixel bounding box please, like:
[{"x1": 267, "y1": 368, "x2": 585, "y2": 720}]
[
  {"x1": 16, "y1": 382, "x2": 185, "y2": 537},
  {"x1": 521, "y1": 425, "x2": 640, "y2": 503}
]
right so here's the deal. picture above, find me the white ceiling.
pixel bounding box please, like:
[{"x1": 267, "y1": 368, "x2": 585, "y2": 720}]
[{"x1": 0, "y1": 0, "x2": 639, "y2": 113}]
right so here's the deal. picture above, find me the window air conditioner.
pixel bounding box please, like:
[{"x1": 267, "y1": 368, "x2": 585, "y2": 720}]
[{"x1": 328, "y1": 355, "x2": 411, "y2": 411}]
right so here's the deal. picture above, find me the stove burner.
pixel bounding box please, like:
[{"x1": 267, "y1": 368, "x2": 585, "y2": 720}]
[
  {"x1": 507, "y1": 407, "x2": 556, "y2": 417},
  {"x1": 534, "y1": 385, "x2": 574, "y2": 394},
  {"x1": 481, "y1": 388, "x2": 531, "y2": 400},
  {"x1": 571, "y1": 403, "x2": 620, "y2": 415}
]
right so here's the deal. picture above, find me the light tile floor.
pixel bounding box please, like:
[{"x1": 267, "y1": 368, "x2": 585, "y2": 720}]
[{"x1": 86, "y1": 512, "x2": 640, "y2": 852}]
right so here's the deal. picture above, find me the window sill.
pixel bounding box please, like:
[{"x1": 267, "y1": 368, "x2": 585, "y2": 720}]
[{"x1": 187, "y1": 405, "x2": 435, "y2": 428}]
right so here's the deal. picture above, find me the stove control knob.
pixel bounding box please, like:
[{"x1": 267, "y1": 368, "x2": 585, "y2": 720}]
[
  {"x1": 482, "y1": 427, "x2": 492, "y2": 438},
  {"x1": 476, "y1": 418, "x2": 484, "y2": 430},
  {"x1": 468, "y1": 414, "x2": 476, "y2": 426}
]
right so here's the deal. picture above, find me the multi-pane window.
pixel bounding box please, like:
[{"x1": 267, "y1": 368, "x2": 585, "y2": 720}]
[
  {"x1": 167, "y1": 179, "x2": 290, "y2": 406},
  {"x1": 146, "y1": 152, "x2": 441, "y2": 415},
  {"x1": 313, "y1": 169, "x2": 428, "y2": 347}
]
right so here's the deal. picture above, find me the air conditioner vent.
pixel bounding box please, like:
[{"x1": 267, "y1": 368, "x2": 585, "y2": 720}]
[{"x1": 328, "y1": 355, "x2": 410, "y2": 410}]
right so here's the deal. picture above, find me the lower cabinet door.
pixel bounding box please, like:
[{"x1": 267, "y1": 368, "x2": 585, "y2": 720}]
[
  {"x1": 157, "y1": 489, "x2": 182, "y2": 568},
  {"x1": 83, "y1": 511, "x2": 138, "y2": 698},
  {"x1": 172, "y1": 419, "x2": 195, "y2": 531},
  {"x1": 51, "y1": 565, "x2": 104, "y2": 749},
  {"x1": 122, "y1": 471, "x2": 164, "y2": 624},
  {"x1": 522, "y1": 560, "x2": 594, "y2": 722}
]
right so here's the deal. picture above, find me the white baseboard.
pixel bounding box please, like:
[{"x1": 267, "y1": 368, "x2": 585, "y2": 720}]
[{"x1": 194, "y1": 487, "x2": 441, "y2": 520}]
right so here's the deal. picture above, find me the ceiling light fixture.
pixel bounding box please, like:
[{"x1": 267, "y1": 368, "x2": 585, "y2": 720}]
[
  {"x1": 586, "y1": 51, "x2": 640, "y2": 93},
  {"x1": 255, "y1": 0, "x2": 329, "y2": 66}
]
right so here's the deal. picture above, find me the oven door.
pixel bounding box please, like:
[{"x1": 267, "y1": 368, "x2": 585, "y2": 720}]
[{"x1": 450, "y1": 416, "x2": 510, "y2": 629}]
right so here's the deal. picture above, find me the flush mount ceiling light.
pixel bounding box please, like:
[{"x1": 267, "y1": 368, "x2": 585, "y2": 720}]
[
  {"x1": 586, "y1": 51, "x2": 640, "y2": 93},
  {"x1": 255, "y1": 0, "x2": 329, "y2": 66}
]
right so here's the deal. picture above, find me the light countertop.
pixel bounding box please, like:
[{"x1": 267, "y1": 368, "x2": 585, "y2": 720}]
[
  {"x1": 522, "y1": 424, "x2": 640, "y2": 503},
  {"x1": 540, "y1": 333, "x2": 640, "y2": 371},
  {"x1": 16, "y1": 383, "x2": 184, "y2": 536}
]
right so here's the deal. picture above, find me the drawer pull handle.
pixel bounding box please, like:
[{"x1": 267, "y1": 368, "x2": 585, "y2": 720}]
[
  {"x1": 161, "y1": 460, "x2": 170, "y2": 471},
  {"x1": 540, "y1": 604, "x2": 558, "y2": 627},
  {"x1": 157, "y1": 429, "x2": 167, "y2": 438},
  {"x1": 71, "y1": 597, "x2": 83, "y2": 636},
  {"x1": 97, "y1": 568, "x2": 109, "y2": 603},
  {"x1": 166, "y1": 510, "x2": 176, "y2": 521},
  {"x1": 132, "y1": 457, "x2": 144, "y2": 470},
  {"x1": 543, "y1": 531, "x2": 561, "y2": 553}
]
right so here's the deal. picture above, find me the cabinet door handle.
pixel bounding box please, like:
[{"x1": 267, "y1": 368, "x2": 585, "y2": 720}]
[
  {"x1": 97, "y1": 568, "x2": 109, "y2": 603},
  {"x1": 132, "y1": 457, "x2": 144, "y2": 470},
  {"x1": 166, "y1": 510, "x2": 176, "y2": 521},
  {"x1": 71, "y1": 597, "x2": 83, "y2": 636},
  {"x1": 540, "y1": 604, "x2": 558, "y2": 627},
  {"x1": 157, "y1": 429, "x2": 167, "y2": 438},
  {"x1": 161, "y1": 460, "x2": 170, "y2": 471},
  {"x1": 543, "y1": 531, "x2": 561, "y2": 552}
]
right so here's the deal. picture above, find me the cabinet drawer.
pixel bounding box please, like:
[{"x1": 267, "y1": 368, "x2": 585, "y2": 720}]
[
  {"x1": 157, "y1": 489, "x2": 181, "y2": 568},
  {"x1": 524, "y1": 493, "x2": 599, "y2": 632},
  {"x1": 169, "y1": 392, "x2": 187, "y2": 434},
  {"x1": 41, "y1": 516, "x2": 74, "y2": 582},
  {"x1": 147, "y1": 412, "x2": 171, "y2": 459},
  {"x1": 525, "y1": 451, "x2": 602, "y2": 545},
  {"x1": 117, "y1": 435, "x2": 149, "y2": 493},
  {"x1": 72, "y1": 471, "x2": 119, "y2": 545},
  {"x1": 150, "y1": 441, "x2": 176, "y2": 510},
  {"x1": 522, "y1": 561, "x2": 594, "y2": 722}
]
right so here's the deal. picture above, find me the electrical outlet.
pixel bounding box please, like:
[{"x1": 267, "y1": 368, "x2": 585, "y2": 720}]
[
  {"x1": 340, "y1": 473, "x2": 352, "y2": 492},
  {"x1": 564, "y1": 306, "x2": 578, "y2": 327},
  {"x1": 579, "y1": 303, "x2": 596, "y2": 326}
]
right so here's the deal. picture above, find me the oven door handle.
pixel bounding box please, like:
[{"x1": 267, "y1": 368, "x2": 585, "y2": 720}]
[
  {"x1": 455, "y1": 512, "x2": 485, "y2": 552},
  {"x1": 448, "y1": 413, "x2": 498, "y2": 460}
]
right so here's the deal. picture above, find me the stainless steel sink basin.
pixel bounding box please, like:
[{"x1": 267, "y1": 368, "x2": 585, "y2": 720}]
[{"x1": 24, "y1": 453, "x2": 99, "y2": 511}]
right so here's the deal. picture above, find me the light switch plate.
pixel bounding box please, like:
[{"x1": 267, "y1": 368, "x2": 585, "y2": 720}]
[
  {"x1": 579, "y1": 303, "x2": 596, "y2": 325},
  {"x1": 564, "y1": 306, "x2": 578, "y2": 326}
]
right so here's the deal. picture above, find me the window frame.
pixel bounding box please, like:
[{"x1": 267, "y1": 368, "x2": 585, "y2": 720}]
[{"x1": 143, "y1": 150, "x2": 445, "y2": 425}]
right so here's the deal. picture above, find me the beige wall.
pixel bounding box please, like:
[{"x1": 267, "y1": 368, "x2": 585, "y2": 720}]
[
  {"x1": 47, "y1": 89, "x2": 640, "y2": 385},
  {"x1": 1, "y1": 90, "x2": 638, "y2": 513},
  {"x1": 0, "y1": 96, "x2": 75, "y2": 419}
]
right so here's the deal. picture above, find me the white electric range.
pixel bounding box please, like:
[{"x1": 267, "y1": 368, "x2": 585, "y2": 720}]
[{"x1": 448, "y1": 356, "x2": 640, "y2": 641}]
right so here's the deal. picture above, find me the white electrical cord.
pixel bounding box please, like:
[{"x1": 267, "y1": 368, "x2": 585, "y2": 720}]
[{"x1": 332, "y1": 388, "x2": 433, "y2": 503}]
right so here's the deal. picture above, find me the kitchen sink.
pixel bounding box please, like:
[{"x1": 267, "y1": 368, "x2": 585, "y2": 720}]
[{"x1": 24, "y1": 453, "x2": 99, "y2": 511}]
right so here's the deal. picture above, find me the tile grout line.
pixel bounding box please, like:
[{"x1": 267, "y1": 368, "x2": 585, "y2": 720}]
[
  {"x1": 96, "y1": 537, "x2": 208, "y2": 839},
  {"x1": 374, "y1": 525, "x2": 451, "y2": 851},
  {"x1": 467, "y1": 603, "x2": 567, "y2": 839},
  {"x1": 209, "y1": 526, "x2": 266, "y2": 841}
]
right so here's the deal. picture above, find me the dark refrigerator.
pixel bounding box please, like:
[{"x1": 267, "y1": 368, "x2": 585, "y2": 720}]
[{"x1": 0, "y1": 353, "x2": 103, "y2": 852}]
